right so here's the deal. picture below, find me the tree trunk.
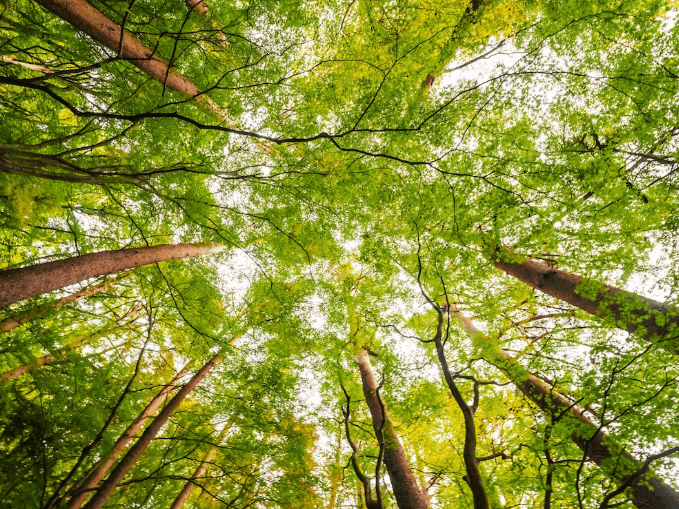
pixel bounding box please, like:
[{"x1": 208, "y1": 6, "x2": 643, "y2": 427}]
[
  {"x1": 67, "y1": 362, "x2": 191, "y2": 509},
  {"x1": 185, "y1": 0, "x2": 208, "y2": 16},
  {"x1": 0, "y1": 243, "x2": 224, "y2": 308},
  {"x1": 432, "y1": 330, "x2": 489, "y2": 509},
  {"x1": 0, "y1": 320, "x2": 140, "y2": 383},
  {"x1": 169, "y1": 423, "x2": 230, "y2": 509},
  {"x1": 33, "y1": 0, "x2": 224, "y2": 118},
  {"x1": 327, "y1": 422, "x2": 343, "y2": 509},
  {"x1": 491, "y1": 251, "x2": 678, "y2": 354},
  {"x1": 0, "y1": 274, "x2": 124, "y2": 333},
  {"x1": 357, "y1": 350, "x2": 429, "y2": 509},
  {"x1": 450, "y1": 310, "x2": 679, "y2": 509},
  {"x1": 82, "y1": 353, "x2": 221, "y2": 509}
]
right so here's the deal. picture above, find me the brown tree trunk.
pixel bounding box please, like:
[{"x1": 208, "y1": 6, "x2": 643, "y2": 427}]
[
  {"x1": 82, "y1": 353, "x2": 221, "y2": 509},
  {"x1": 357, "y1": 350, "x2": 429, "y2": 509},
  {"x1": 169, "y1": 423, "x2": 230, "y2": 509},
  {"x1": 0, "y1": 274, "x2": 125, "y2": 333},
  {"x1": 185, "y1": 0, "x2": 208, "y2": 16},
  {"x1": 450, "y1": 310, "x2": 679, "y2": 509},
  {"x1": 0, "y1": 243, "x2": 224, "y2": 308},
  {"x1": 33, "y1": 0, "x2": 224, "y2": 117},
  {"x1": 0, "y1": 320, "x2": 140, "y2": 383},
  {"x1": 67, "y1": 362, "x2": 191, "y2": 509},
  {"x1": 492, "y1": 252, "x2": 679, "y2": 354}
]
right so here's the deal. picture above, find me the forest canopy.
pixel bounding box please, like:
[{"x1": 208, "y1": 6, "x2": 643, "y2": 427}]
[{"x1": 1, "y1": 0, "x2": 678, "y2": 508}]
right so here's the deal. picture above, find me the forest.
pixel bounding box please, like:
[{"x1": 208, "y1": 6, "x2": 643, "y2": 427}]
[{"x1": 0, "y1": 0, "x2": 678, "y2": 508}]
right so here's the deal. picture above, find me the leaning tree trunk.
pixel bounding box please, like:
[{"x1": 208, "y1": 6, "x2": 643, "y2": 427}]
[
  {"x1": 0, "y1": 243, "x2": 224, "y2": 307},
  {"x1": 0, "y1": 274, "x2": 125, "y2": 333},
  {"x1": 169, "y1": 423, "x2": 230, "y2": 509},
  {"x1": 491, "y1": 249, "x2": 679, "y2": 354},
  {"x1": 82, "y1": 353, "x2": 221, "y2": 509},
  {"x1": 0, "y1": 316, "x2": 141, "y2": 383},
  {"x1": 357, "y1": 350, "x2": 429, "y2": 509},
  {"x1": 33, "y1": 0, "x2": 226, "y2": 119},
  {"x1": 450, "y1": 310, "x2": 679, "y2": 509},
  {"x1": 67, "y1": 362, "x2": 191, "y2": 509}
]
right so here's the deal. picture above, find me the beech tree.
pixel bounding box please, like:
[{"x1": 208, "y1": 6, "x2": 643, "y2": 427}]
[{"x1": 1, "y1": 0, "x2": 678, "y2": 508}]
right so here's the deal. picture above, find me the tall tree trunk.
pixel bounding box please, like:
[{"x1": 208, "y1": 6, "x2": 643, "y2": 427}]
[
  {"x1": 169, "y1": 423, "x2": 230, "y2": 509},
  {"x1": 327, "y1": 422, "x2": 343, "y2": 509},
  {"x1": 431, "y1": 314, "x2": 489, "y2": 509},
  {"x1": 491, "y1": 250, "x2": 679, "y2": 354},
  {"x1": 82, "y1": 353, "x2": 221, "y2": 509},
  {"x1": 0, "y1": 319, "x2": 141, "y2": 383},
  {"x1": 0, "y1": 274, "x2": 125, "y2": 333},
  {"x1": 32, "y1": 0, "x2": 225, "y2": 118},
  {"x1": 0, "y1": 243, "x2": 224, "y2": 308},
  {"x1": 67, "y1": 362, "x2": 191, "y2": 509},
  {"x1": 450, "y1": 310, "x2": 679, "y2": 509},
  {"x1": 357, "y1": 350, "x2": 429, "y2": 509}
]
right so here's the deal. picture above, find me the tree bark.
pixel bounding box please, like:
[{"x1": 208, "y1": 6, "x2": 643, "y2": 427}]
[
  {"x1": 67, "y1": 362, "x2": 191, "y2": 509},
  {"x1": 0, "y1": 274, "x2": 124, "y2": 333},
  {"x1": 185, "y1": 0, "x2": 208, "y2": 16},
  {"x1": 491, "y1": 251, "x2": 679, "y2": 354},
  {"x1": 357, "y1": 350, "x2": 429, "y2": 509},
  {"x1": 0, "y1": 243, "x2": 224, "y2": 308},
  {"x1": 82, "y1": 353, "x2": 221, "y2": 509},
  {"x1": 32, "y1": 0, "x2": 225, "y2": 118},
  {"x1": 450, "y1": 310, "x2": 679, "y2": 509}
]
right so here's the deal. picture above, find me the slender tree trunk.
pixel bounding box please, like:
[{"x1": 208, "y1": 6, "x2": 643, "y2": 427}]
[
  {"x1": 450, "y1": 310, "x2": 679, "y2": 509},
  {"x1": 327, "y1": 422, "x2": 343, "y2": 509},
  {"x1": 432, "y1": 331, "x2": 489, "y2": 509},
  {"x1": 0, "y1": 320, "x2": 140, "y2": 383},
  {"x1": 491, "y1": 251, "x2": 679, "y2": 354},
  {"x1": 32, "y1": 0, "x2": 225, "y2": 118},
  {"x1": 0, "y1": 274, "x2": 125, "y2": 333},
  {"x1": 169, "y1": 422, "x2": 230, "y2": 509},
  {"x1": 0, "y1": 243, "x2": 224, "y2": 308},
  {"x1": 82, "y1": 353, "x2": 221, "y2": 509},
  {"x1": 357, "y1": 350, "x2": 429, "y2": 509},
  {"x1": 67, "y1": 362, "x2": 191, "y2": 509}
]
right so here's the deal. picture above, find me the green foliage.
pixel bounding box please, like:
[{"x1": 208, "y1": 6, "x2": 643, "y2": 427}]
[{"x1": 1, "y1": 0, "x2": 679, "y2": 507}]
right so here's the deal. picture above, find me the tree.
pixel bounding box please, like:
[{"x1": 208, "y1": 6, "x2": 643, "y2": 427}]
[
  {"x1": 490, "y1": 248, "x2": 679, "y2": 354},
  {"x1": 82, "y1": 353, "x2": 221, "y2": 509},
  {"x1": 1, "y1": 0, "x2": 678, "y2": 507},
  {"x1": 67, "y1": 362, "x2": 190, "y2": 509},
  {"x1": 0, "y1": 243, "x2": 224, "y2": 307}
]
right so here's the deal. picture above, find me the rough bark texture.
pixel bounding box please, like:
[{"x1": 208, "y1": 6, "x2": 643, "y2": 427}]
[
  {"x1": 0, "y1": 275, "x2": 122, "y2": 333},
  {"x1": 68, "y1": 363, "x2": 190, "y2": 509},
  {"x1": 82, "y1": 354, "x2": 221, "y2": 509},
  {"x1": 0, "y1": 243, "x2": 224, "y2": 307},
  {"x1": 357, "y1": 350, "x2": 429, "y2": 509},
  {"x1": 433, "y1": 333, "x2": 489, "y2": 509},
  {"x1": 492, "y1": 254, "x2": 679, "y2": 353},
  {"x1": 452, "y1": 311, "x2": 679, "y2": 509},
  {"x1": 33, "y1": 0, "x2": 226, "y2": 118}
]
